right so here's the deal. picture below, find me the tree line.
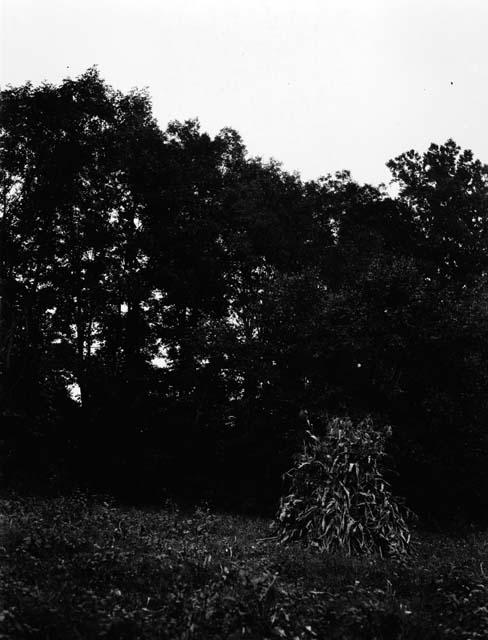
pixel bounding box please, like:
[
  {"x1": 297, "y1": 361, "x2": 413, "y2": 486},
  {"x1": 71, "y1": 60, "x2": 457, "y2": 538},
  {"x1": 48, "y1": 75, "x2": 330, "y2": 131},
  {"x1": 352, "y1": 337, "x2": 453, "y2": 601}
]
[{"x1": 2, "y1": 68, "x2": 488, "y2": 520}]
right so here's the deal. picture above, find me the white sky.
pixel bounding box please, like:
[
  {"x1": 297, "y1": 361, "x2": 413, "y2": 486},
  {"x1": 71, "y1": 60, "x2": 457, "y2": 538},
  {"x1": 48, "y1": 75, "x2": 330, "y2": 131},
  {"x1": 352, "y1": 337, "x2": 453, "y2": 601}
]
[{"x1": 1, "y1": 0, "x2": 488, "y2": 186}]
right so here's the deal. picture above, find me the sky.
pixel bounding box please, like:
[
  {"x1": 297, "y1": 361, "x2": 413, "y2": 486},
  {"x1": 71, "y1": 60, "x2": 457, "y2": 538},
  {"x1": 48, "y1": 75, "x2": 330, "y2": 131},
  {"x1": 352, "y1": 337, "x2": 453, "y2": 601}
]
[{"x1": 1, "y1": 0, "x2": 488, "y2": 187}]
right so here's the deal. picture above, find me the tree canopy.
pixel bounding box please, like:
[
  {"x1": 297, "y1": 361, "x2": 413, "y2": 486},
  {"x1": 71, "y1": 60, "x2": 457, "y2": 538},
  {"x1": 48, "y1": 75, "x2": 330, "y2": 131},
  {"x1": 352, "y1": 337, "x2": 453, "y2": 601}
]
[{"x1": 2, "y1": 69, "x2": 488, "y2": 520}]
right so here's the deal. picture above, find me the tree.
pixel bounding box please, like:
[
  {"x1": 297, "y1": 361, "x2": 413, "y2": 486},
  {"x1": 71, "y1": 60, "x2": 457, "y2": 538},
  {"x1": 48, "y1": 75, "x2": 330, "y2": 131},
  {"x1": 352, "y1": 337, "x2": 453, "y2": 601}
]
[
  {"x1": 387, "y1": 139, "x2": 488, "y2": 285},
  {"x1": 0, "y1": 69, "x2": 168, "y2": 490}
]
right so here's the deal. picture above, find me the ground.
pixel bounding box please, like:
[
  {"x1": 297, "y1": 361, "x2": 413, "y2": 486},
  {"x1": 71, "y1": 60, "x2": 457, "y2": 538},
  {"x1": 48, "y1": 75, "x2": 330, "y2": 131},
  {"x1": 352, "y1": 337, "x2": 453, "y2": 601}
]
[{"x1": 1, "y1": 494, "x2": 488, "y2": 639}]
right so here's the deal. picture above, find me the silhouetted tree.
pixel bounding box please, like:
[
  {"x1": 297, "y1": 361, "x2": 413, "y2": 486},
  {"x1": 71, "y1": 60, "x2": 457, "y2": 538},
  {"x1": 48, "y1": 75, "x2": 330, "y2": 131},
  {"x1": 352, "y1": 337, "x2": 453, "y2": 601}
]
[{"x1": 3, "y1": 69, "x2": 488, "y2": 520}]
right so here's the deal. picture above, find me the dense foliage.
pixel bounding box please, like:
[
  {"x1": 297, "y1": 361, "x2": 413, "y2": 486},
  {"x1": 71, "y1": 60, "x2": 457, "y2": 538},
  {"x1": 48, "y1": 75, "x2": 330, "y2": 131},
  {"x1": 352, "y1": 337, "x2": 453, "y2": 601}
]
[
  {"x1": 276, "y1": 418, "x2": 411, "y2": 556},
  {"x1": 2, "y1": 495, "x2": 488, "y2": 639},
  {"x1": 2, "y1": 69, "x2": 488, "y2": 520}
]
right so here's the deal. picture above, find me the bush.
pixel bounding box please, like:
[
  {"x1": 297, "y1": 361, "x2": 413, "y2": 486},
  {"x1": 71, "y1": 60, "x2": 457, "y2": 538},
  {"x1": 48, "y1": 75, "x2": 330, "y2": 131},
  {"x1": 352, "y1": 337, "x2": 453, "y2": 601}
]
[{"x1": 275, "y1": 416, "x2": 412, "y2": 556}]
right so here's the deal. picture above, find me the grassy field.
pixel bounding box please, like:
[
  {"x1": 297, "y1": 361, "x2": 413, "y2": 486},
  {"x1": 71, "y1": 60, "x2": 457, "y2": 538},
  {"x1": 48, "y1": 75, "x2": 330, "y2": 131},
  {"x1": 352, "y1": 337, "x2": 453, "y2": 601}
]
[{"x1": 1, "y1": 495, "x2": 488, "y2": 639}]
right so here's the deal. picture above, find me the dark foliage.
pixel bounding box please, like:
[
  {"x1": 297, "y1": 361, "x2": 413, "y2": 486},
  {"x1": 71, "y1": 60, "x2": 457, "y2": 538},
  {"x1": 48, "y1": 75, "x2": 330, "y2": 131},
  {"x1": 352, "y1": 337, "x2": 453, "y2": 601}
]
[
  {"x1": 2, "y1": 495, "x2": 488, "y2": 639},
  {"x1": 2, "y1": 69, "x2": 488, "y2": 522}
]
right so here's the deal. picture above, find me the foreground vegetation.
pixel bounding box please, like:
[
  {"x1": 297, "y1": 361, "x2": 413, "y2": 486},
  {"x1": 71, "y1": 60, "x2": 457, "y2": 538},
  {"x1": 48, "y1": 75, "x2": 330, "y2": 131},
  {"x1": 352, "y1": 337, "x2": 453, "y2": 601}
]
[{"x1": 1, "y1": 495, "x2": 488, "y2": 639}]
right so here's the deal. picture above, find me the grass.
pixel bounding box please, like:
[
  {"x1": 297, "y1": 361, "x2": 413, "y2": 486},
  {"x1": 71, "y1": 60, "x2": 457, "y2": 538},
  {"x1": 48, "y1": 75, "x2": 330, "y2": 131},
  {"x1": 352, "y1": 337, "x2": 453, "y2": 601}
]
[{"x1": 1, "y1": 494, "x2": 488, "y2": 638}]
